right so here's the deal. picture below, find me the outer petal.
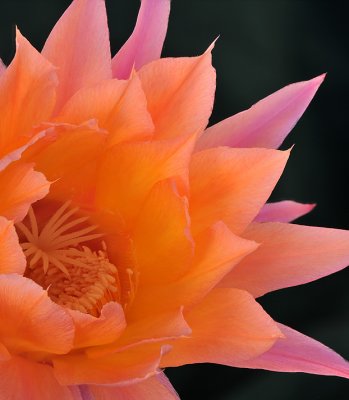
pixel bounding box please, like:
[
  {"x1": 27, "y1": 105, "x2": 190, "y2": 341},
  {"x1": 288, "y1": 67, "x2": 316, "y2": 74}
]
[
  {"x1": 0, "y1": 59, "x2": 5, "y2": 75},
  {"x1": 90, "y1": 372, "x2": 179, "y2": 400},
  {"x1": 236, "y1": 323, "x2": 349, "y2": 379},
  {"x1": 112, "y1": 0, "x2": 171, "y2": 79},
  {"x1": 0, "y1": 217, "x2": 26, "y2": 274},
  {"x1": 196, "y1": 74, "x2": 325, "y2": 151},
  {"x1": 0, "y1": 274, "x2": 74, "y2": 355},
  {"x1": 96, "y1": 133, "x2": 197, "y2": 226},
  {"x1": 0, "y1": 162, "x2": 50, "y2": 222},
  {"x1": 133, "y1": 179, "x2": 193, "y2": 285},
  {"x1": 222, "y1": 222, "x2": 349, "y2": 297},
  {"x1": 53, "y1": 344, "x2": 170, "y2": 385},
  {"x1": 42, "y1": 0, "x2": 112, "y2": 112},
  {"x1": 190, "y1": 147, "x2": 290, "y2": 235},
  {"x1": 255, "y1": 201, "x2": 315, "y2": 223},
  {"x1": 138, "y1": 49, "x2": 216, "y2": 139},
  {"x1": 0, "y1": 30, "x2": 57, "y2": 156},
  {"x1": 57, "y1": 75, "x2": 154, "y2": 146},
  {"x1": 69, "y1": 302, "x2": 126, "y2": 349},
  {"x1": 162, "y1": 288, "x2": 282, "y2": 367},
  {"x1": 0, "y1": 356, "x2": 78, "y2": 400}
]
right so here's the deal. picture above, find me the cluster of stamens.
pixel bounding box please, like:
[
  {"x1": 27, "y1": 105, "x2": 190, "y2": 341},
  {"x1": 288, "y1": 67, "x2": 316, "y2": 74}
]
[{"x1": 15, "y1": 202, "x2": 127, "y2": 316}]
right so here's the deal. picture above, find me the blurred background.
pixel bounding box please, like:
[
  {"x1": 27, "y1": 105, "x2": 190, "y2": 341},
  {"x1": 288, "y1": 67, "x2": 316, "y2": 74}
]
[{"x1": 1, "y1": 0, "x2": 348, "y2": 398}]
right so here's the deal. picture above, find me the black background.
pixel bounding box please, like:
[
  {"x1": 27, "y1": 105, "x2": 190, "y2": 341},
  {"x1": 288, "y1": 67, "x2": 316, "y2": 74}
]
[{"x1": 0, "y1": 1, "x2": 348, "y2": 399}]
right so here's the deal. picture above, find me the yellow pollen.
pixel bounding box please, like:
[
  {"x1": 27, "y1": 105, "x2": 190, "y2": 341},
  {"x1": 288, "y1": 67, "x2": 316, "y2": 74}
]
[{"x1": 16, "y1": 202, "x2": 123, "y2": 316}]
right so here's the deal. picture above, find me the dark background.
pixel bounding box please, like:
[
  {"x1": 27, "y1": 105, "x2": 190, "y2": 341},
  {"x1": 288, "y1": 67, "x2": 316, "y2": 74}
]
[{"x1": 1, "y1": 0, "x2": 348, "y2": 398}]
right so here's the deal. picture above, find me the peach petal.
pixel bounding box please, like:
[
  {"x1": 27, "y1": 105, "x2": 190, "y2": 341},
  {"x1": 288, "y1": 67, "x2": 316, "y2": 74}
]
[
  {"x1": 69, "y1": 302, "x2": 126, "y2": 349},
  {"x1": 96, "y1": 133, "x2": 197, "y2": 226},
  {"x1": 0, "y1": 30, "x2": 57, "y2": 157},
  {"x1": 53, "y1": 344, "x2": 171, "y2": 385},
  {"x1": 0, "y1": 217, "x2": 26, "y2": 275},
  {"x1": 57, "y1": 74, "x2": 154, "y2": 146},
  {"x1": 0, "y1": 274, "x2": 74, "y2": 355},
  {"x1": 190, "y1": 147, "x2": 290, "y2": 235},
  {"x1": 196, "y1": 74, "x2": 325, "y2": 150},
  {"x1": 134, "y1": 179, "x2": 193, "y2": 285},
  {"x1": 0, "y1": 162, "x2": 50, "y2": 222},
  {"x1": 255, "y1": 201, "x2": 315, "y2": 223},
  {"x1": 90, "y1": 372, "x2": 179, "y2": 400},
  {"x1": 138, "y1": 49, "x2": 216, "y2": 139},
  {"x1": 236, "y1": 323, "x2": 349, "y2": 379},
  {"x1": 112, "y1": 0, "x2": 171, "y2": 79},
  {"x1": 221, "y1": 222, "x2": 349, "y2": 297},
  {"x1": 161, "y1": 288, "x2": 282, "y2": 367},
  {"x1": 0, "y1": 356, "x2": 78, "y2": 400},
  {"x1": 131, "y1": 222, "x2": 259, "y2": 317},
  {"x1": 42, "y1": 0, "x2": 112, "y2": 113}
]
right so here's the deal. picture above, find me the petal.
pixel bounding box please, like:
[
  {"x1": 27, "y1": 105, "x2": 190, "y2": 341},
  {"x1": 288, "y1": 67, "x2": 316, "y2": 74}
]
[
  {"x1": 0, "y1": 274, "x2": 74, "y2": 355},
  {"x1": 90, "y1": 372, "x2": 179, "y2": 400},
  {"x1": 196, "y1": 74, "x2": 325, "y2": 151},
  {"x1": 0, "y1": 217, "x2": 26, "y2": 275},
  {"x1": 0, "y1": 30, "x2": 57, "y2": 157},
  {"x1": 236, "y1": 323, "x2": 349, "y2": 379},
  {"x1": 161, "y1": 288, "x2": 282, "y2": 367},
  {"x1": 112, "y1": 0, "x2": 171, "y2": 79},
  {"x1": 255, "y1": 201, "x2": 315, "y2": 223},
  {"x1": 221, "y1": 222, "x2": 349, "y2": 297},
  {"x1": 138, "y1": 49, "x2": 216, "y2": 139},
  {"x1": 0, "y1": 356, "x2": 78, "y2": 400},
  {"x1": 42, "y1": 0, "x2": 112, "y2": 112},
  {"x1": 0, "y1": 162, "x2": 50, "y2": 222},
  {"x1": 190, "y1": 147, "x2": 290, "y2": 235},
  {"x1": 57, "y1": 74, "x2": 154, "y2": 146},
  {"x1": 96, "y1": 133, "x2": 197, "y2": 226},
  {"x1": 0, "y1": 343, "x2": 11, "y2": 361},
  {"x1": 130, "y1": 222, "x2": 258, "y2": 317},
  {"x1": 0, "y1": 59, "x2": 5, "y2": 75},
  {"x1": 69, "y1": 302, "x2": 126, "y2": 349},
  {"x1": 133, "y1": 179, "x2": 193, "y2": 285},
  {"x1": 53, "y1": 344, "x2": 170, "y2": 385}
]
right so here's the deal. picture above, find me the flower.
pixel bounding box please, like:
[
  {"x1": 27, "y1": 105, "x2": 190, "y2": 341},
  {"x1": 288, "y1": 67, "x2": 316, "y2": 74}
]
[{"x1": 0, "y1": 0, "x2": 348, "y2": 399}]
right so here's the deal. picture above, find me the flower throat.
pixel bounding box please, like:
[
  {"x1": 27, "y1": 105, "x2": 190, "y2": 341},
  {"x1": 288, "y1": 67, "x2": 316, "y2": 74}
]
[{"x1": 16, "y1": 202, "x2": 121, "y2": 317}]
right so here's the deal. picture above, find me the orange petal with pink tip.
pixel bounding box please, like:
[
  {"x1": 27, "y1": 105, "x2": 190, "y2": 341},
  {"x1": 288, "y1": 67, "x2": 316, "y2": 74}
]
[
  {"x1": 112, "y1": 0, "x2": 171, "y2": 79},
  {"x1": 138, "y1": 50, "x2": 216, "y2": 139},
  {"x1": 161, "y1": 288, "x2": 282, "y2": 367},
  {"x1": 53, "y1": 344, "x2": 170, "y2": 385},
  {"x1": 0, "y1": 356, "x2": 78, "y2": 400},
  {"x1": 221, "y1": 222, "x2": 349, "y2": 297},
  {"x1": 255, "y1": 201, "x2": 315, "y2": 223},
  {"x1": 190, "y1": 147, "x2": 290, "y2": 235},
  {"x1": 130, "y1": 222, "x2": 258, "y2": 317},
  {"x1": 0, "y1": 217, "x2": 26, "y2": 275},
  {"x1": 96, "y1": 133, "x2": 197, "y2": 226},
  {"x1": 69, "y1": 302, "x2": 126, "y2": 349},
  {"x1": 90, "y1": 372, "x2": 179, "y2": 400},
  {"x1": 0, "y1": 162, "x2": 50, "y2": 222},
  {"x1": 57, "y1": 74, "x2": 154, "y2": 146},
  {"x1": 133, "y1": 179, "x2": 193, "y2": 285},
  {"x1": 0, "y1": 275, "x2": 74, "y2": 355},
  {"x1": 42, "y1": 0, "x2": 112, "y2": 113},
  {"x1": 0, "y1": 30, "x2": 56, "y2": 157},
  {"x1": 196, "y1": 74, "x2": 325, "y2": 150}
]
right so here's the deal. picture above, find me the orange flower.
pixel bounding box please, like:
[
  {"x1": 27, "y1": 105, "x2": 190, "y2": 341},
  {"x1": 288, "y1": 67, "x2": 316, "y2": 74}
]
[{"x1": 0, "y1": 1, "x2": 348, "y2": 399}]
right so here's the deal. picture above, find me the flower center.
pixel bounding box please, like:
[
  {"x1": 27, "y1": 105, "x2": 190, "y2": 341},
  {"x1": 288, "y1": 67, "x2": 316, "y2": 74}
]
[{"x1": 16, "y1": 202, "x2": 122, "y2": 316}]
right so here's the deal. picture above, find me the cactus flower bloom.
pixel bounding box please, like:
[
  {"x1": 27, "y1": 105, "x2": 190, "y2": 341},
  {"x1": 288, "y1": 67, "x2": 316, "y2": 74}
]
[{"x1": 0, "y1": 0, "x2": 348, "y2": 399}]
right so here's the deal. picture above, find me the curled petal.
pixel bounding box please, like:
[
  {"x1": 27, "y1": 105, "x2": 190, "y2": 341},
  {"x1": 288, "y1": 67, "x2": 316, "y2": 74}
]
[
  {"x1": 255, "y1": 201, "x2": 315, "y2": 223},
  {"x1": 196, "y1": 74, "x2": 325, "y2": 151},
  {"x1": 236, "y1": 323, "x2": 349, "y2": 379},
  {"x1": 112, "y1": 0, "x2": 171, "y2": 79},
  {"x1": 222, "y1": 222, "x2": 349, "y2": 297},
  {"x1": 0, "y1": 217, "x2": 26, "y2": 275},
  {"x1": 42, "y1": 0, "x2": 112, "y2": 112},
  {"x1": 0, "y1": 275, "x2": 74, "y2": 355}
]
